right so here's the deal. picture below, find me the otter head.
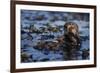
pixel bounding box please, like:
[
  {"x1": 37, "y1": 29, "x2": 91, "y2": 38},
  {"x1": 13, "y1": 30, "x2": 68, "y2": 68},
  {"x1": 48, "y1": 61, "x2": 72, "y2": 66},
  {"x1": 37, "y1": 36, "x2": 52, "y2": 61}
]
[{"x1": 64, "y1": 22, "x2": 79, "y2": 36}]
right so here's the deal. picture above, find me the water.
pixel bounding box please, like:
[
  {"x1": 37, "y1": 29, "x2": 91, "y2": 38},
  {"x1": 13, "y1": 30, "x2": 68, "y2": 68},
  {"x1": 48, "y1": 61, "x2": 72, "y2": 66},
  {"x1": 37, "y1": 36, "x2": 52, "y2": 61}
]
[{"x1": 21, "y1": 10, "x2": 90, "y2": 62}]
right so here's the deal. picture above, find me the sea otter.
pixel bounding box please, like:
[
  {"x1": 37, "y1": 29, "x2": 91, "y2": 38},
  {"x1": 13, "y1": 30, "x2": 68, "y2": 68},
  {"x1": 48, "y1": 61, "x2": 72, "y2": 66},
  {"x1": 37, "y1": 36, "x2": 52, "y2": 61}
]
[{"x1": 63, "y1": 22, "x2": 81, "y2": 60}]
